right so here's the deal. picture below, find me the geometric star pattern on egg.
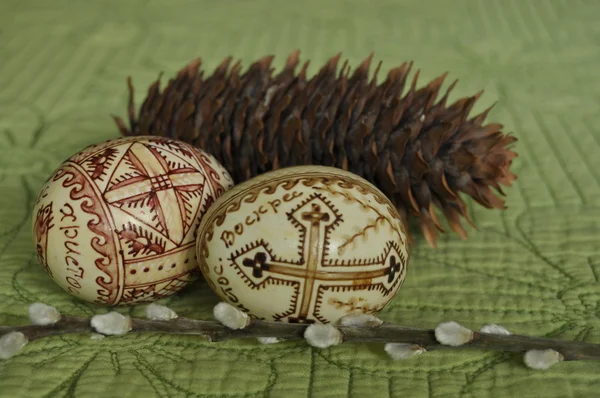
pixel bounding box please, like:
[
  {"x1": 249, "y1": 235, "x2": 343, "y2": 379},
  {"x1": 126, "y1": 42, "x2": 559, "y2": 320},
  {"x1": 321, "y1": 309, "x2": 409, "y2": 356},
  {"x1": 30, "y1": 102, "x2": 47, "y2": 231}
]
[{"x1": 32, "y1": 136, "x2": 233, "y2": 305}]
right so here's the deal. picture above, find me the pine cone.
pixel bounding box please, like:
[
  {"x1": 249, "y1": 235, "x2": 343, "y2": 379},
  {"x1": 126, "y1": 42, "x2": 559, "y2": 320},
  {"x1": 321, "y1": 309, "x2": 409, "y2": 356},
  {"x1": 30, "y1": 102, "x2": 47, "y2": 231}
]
[{"x1": 113, "y1": 51, "x2": 518, "y2": 247}]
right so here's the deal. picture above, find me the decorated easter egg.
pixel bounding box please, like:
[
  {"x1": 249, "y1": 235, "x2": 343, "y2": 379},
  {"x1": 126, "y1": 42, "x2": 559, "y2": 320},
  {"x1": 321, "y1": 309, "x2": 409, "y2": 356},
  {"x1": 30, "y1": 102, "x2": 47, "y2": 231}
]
[
  {"x1": 196, "y1": 165, "x2": 409, "y2": 324},
  {"x1": 32, "y1": 136, "x2": 234, "y2": 305}
]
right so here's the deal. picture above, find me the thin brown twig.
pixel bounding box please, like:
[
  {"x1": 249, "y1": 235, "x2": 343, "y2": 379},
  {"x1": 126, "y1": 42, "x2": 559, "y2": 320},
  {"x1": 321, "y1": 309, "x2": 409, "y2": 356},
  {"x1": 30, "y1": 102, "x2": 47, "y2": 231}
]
[{"x1": 2, "y1": 316, "x2": 600, "y2": 361}]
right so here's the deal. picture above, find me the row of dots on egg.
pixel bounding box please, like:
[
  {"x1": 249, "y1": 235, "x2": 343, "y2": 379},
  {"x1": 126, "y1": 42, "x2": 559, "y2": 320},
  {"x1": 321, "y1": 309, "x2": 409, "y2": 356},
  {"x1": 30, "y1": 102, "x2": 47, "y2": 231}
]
[{"x1": 129, "y1": 259, "x2": 191, "y2": 275}]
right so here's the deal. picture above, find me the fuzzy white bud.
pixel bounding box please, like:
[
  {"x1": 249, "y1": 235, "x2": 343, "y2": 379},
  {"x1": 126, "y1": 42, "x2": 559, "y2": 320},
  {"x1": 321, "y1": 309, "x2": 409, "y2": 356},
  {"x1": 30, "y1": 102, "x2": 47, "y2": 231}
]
[
  {"x1": 213, "y1": 302, "x2": 249, "y2": 329},
  {"x1": 0, "y1": 332, "x2": 28, "y2": 360},
  {"x1": 384, "y1": 343, "x2": 426, "y2": 360},
  {"x1": 339, "y1": 313, "x2": 383, "y2": 328},
  {"x1": 304, "y1": 324, "x2": 343, "y2": 348},
  {"x1": 145, "y1": 303, "x2": 178, "y2": 321},
  {"x1": 435, "y1": 321, "x2": 474, "y2": 346},
  {"x1": 257, "y1": 337, "x2": 280, "y2": 344},
  {"x1": 523, "y1": 349, "x2": 563, "y2": 370},
  {"x1": 28, "y1": 302, "x2": 61, "y2": 325},
  {"x1": 90, "y1": 333, "x2": 105, "y2": 340},
  {"x1": 480, "y1": 324, "x2": 511, "y2": 335},
  {"x1": 91, "y1": 312, "x2": 132, "y2": 336}
]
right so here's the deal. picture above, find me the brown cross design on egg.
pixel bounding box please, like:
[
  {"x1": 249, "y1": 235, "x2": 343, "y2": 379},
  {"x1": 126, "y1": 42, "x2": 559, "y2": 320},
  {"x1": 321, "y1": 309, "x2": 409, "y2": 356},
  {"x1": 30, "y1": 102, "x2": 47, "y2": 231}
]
[
  {"x1": 231, "y1": 195, "x2": 406, "y2": 324},
  {"x1": 242, "y1": 252, "x2": 270, "y2": 278},
  {"x1": 386, "y1": 256, "x2": 403, "y2": 283}
]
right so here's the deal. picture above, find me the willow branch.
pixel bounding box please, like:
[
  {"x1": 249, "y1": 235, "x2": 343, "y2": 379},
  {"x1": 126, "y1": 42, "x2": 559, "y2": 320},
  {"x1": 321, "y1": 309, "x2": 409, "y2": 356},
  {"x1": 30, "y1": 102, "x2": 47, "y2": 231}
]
[{"x1": 2, "y1": 315, "x2": 599, "y2": 362}]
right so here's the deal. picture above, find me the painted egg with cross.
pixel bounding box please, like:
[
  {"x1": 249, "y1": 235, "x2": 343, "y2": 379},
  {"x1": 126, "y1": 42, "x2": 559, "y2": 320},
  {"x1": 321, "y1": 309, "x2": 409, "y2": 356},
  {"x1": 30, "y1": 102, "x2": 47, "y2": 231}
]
[
  {"x1": 31, "y1": 136, "x2": 234, "y2": 305},
  {"x1": 196, "y1": 165, "x2": 410, "y2": 324}
]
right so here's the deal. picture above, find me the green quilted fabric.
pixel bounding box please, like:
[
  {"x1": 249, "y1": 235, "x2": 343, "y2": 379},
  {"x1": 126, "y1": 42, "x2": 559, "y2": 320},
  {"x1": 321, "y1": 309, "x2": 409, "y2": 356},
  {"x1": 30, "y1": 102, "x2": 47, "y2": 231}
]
[{"x1": 1, "y1": 0, "x2": 600, "y2": 396}]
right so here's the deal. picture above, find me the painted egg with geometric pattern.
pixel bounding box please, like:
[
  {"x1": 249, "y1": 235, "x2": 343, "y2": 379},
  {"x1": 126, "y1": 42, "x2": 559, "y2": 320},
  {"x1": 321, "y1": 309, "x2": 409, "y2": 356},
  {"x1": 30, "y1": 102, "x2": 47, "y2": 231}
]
[
  {"x1": 196, "y1": 165, "x2": 409, "y2": 324},
  {"x1": 31, "y1": 136, "x2": 234, "y2": 306}
]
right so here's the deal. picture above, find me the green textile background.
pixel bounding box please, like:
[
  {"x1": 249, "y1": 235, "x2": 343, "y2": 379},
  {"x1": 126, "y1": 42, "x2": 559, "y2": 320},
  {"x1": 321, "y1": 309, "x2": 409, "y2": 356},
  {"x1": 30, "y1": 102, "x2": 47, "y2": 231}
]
[{"x1": 1, "y1": 0, "x2": 600, "y2": 396}]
